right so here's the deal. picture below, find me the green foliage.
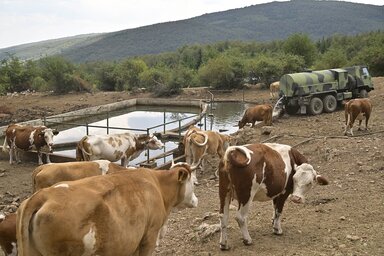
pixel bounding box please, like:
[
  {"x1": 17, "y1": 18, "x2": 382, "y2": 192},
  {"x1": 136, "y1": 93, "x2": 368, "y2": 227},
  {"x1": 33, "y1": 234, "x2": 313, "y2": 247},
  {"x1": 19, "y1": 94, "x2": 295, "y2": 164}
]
[
  {"x1": 139, "y1": 67, "x2": 170, "y2": 91},
  {"x1": 39, "y1": 56, "x2": 75, "y2": 94},
  {"x1": 283, "y1": 33, "x2": 317, "y2": 67},
  {"x1": 0, "y1": 56, "x2": 37, "y2": 92},
  {"x1": 313, "y1": 47, "x2": 348, "y2": 70},
  {"x1": 113, "y1": 59, "x2": 148, "y2": 91},
  {"x1": 198, "y1": 55, "x2": 245, "y2": 89},
  {"x1": 31, "y1": 76, "x2": 49, "y2": 92}
]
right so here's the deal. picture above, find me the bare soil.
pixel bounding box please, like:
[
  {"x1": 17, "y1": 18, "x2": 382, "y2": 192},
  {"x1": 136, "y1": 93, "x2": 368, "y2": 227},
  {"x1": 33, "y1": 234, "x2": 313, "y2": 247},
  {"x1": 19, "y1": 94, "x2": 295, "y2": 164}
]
[{"x1": 0, "y1": 78, "x2": 383, "y2": 256}]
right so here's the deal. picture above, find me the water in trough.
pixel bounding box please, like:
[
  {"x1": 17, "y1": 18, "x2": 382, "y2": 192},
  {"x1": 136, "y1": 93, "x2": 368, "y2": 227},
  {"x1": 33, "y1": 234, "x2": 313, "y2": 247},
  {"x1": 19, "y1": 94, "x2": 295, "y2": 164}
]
[{"x1": 53, "y1": 102, "x2": 248, "y2": 166}]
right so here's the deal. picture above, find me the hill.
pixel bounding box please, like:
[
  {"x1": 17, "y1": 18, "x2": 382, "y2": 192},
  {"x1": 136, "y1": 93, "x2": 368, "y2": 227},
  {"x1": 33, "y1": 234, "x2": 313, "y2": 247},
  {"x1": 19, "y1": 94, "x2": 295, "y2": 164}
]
[{"x1": 1, "y1": 0, "x2": 383, "y2": 63}]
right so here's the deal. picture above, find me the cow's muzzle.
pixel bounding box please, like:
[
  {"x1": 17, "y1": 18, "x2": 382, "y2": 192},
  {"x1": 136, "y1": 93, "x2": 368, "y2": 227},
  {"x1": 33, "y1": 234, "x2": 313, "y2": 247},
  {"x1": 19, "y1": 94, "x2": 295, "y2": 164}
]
[{"x1": 290, "y1": 195, "x2": 303, "y2": 204}]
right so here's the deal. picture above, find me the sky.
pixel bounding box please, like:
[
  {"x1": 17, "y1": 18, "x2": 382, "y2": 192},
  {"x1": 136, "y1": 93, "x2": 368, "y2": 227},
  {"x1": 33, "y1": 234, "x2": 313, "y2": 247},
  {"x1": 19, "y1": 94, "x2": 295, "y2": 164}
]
[{"x1": 0, "y1": 0, "x2": 382, "y2": 49}]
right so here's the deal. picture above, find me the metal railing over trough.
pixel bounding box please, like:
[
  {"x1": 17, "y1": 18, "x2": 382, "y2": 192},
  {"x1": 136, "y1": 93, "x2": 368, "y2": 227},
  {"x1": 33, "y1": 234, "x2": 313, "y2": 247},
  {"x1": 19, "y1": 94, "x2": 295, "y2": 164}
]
[{"x1": 43, "y1": 109, "x2": 208, "y2": 165}]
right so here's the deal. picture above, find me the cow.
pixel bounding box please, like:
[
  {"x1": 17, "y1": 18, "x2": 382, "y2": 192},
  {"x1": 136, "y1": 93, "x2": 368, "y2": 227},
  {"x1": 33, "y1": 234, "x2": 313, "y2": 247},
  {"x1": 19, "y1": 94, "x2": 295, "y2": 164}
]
[
  {"x1": 269, "y1": 81, "x2": 280, "y2": 99},
  {"x1": 76, "y1": 132, "x2": 164, "y2": 167},
  {"x1": 218, "y1": 143, "x2": 329, "y2": 250},
  {"x1": 182, "y1": 125, "x2": 202, "y2": 164},
  {"x1": 0, "y1": 213, "x2": 17, "y2": 256},
  {"x1": 16, "y1": 164, "x2": 198, "y2": 256},
  {"x1": 343, "y1": 98, "x2": 372, "y2": 136},
  {"x1": 186, "y1": 130, "x2": 233, "y2": 167},
  {"x1": 32, "y1": 160, "x2": 128, "y2": 192},
  {"x1": 2, "y1": 124, "x2": 59, "y2": 165},
  {"x1": 238, "y1": 104, "x2": 273, "y2": 129}
]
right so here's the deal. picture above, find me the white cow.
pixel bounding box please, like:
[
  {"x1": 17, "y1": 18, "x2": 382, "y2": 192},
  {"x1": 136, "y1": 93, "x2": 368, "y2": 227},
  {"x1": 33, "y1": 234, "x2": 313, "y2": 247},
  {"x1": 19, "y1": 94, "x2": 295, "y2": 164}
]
[{"x1": 76, "y1": 132, "x2": 164, "y2": 167}]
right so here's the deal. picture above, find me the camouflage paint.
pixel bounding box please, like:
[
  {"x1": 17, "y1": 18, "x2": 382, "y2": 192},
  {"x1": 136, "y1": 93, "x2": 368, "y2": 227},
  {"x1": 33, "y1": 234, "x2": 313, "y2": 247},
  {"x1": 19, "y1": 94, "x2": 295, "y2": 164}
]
[{"x1": 280, "y1": 66, "x2": 374, "y2": 99}]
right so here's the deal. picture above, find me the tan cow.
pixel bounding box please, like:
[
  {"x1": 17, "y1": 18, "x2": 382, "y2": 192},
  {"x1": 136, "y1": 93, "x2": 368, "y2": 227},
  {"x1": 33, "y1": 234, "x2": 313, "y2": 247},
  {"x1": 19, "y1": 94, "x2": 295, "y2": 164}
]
[
  {"x1": 344, "y1": 98, "x2": 373, "y2": 136},
  {"x1": 0, "y1": 213, "x2": 17, "y2": 256},
  {"x1": 238, "y1": 104, "x2": 273, "y2": 129},
  {"x1": 186, "y1": 130, "x2": 233, "y2": 178},
  {"x1": 269, "y1": 81, "x2": 280, "y2": 99},
  {"x1": 17, "y1": 164, "x2": 198, "y2": 256},
  {"x1": 182, "y1": 125, "x2": 203, "y2": 165},
  {"x1": 218, "y1": 143, "x2": 329, "y2": 250},
  {"x1": 2, "y1": 124, "x2": 59, "y2": 165},
  {"x1": 32, "y1": 160, "x2": 128, "y2": 192}
]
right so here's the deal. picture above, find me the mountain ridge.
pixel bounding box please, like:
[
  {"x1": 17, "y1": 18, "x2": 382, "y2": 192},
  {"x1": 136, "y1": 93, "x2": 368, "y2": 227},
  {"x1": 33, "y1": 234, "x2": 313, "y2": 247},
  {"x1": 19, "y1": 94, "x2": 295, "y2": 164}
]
[{"x1": 1, "y1": 0, "x2": 383, "y2": 62}]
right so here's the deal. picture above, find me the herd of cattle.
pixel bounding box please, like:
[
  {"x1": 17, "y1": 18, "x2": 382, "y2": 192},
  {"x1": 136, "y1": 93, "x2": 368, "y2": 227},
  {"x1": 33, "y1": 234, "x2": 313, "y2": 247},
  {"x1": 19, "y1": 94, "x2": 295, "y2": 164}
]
[{"x1": 0, "y1": 96, "x2": 373, "y2": 255}]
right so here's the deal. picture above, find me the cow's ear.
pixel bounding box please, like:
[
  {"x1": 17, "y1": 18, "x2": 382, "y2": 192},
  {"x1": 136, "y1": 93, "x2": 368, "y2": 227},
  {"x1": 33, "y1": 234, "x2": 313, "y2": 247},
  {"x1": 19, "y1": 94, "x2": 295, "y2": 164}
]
[
  {"x1": 177, "y1": 169, "x2": 189, "y2": 183},
  {"x1": 53, "y1": 130, "x2": 59, "y2": 135},
  {"x1": 315, "y1": 175, "x2": 329, "y2": 185}
]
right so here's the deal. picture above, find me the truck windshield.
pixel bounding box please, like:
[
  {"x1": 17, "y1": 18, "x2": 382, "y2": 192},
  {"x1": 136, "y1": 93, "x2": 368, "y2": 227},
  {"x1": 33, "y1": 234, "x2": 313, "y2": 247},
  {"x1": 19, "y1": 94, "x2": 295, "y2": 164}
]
[{"x1": 362, "y1": 67, "x2": 370, "y2": 76}]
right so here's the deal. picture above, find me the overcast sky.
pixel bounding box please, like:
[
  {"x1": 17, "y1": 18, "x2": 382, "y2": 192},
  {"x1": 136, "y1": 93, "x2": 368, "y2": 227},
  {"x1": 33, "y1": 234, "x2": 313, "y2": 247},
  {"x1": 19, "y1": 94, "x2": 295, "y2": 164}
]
[{"x1": 0, "y1": 0, "x2": 382, "y2": 49}]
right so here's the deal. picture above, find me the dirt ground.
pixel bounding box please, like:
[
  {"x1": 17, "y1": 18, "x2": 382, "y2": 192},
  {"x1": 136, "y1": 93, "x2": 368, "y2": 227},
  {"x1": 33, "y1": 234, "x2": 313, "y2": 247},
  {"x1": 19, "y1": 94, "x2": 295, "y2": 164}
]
[{"x1": 0, "y1": 78, "x2": 383, "y2": 256}]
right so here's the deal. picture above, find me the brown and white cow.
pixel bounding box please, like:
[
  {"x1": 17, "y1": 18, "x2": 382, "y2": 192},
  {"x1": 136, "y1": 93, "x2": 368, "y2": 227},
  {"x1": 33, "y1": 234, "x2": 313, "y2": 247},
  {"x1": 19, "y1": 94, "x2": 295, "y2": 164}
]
[
  {"x1": 238, "y1": 104, "x2": 273, "y2": 129},
  {"x1": 0, "y1": 213, "x2": 17, "y2": 256},
  {"x1": 218, "y1": 143, "x2": 329, "y2": 250},
  {"x1": 2, "y1": 124, "x2": 59, "y2": 165},
  {"x1": 76, "y1": 132, "x2": 164, "y2": 167},
  {"x1": 17, "y1": 164, "x2": 198, "y2": 256},
  {"x1": 344, "y1": 98, "x2": 372, "y2": 136},
  {"x1": 269, "y1": 81, "x2": 280, "y2": 99},
  {"x1": 32, "y1": 160, "x2": 128, "y2": 192}
]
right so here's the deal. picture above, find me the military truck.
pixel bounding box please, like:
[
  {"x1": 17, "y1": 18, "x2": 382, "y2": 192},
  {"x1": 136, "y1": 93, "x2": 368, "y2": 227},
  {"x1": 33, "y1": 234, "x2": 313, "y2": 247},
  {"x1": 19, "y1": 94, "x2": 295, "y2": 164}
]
[{"x1": 279, "y1": 65, "x2": 374, "y2": 115}]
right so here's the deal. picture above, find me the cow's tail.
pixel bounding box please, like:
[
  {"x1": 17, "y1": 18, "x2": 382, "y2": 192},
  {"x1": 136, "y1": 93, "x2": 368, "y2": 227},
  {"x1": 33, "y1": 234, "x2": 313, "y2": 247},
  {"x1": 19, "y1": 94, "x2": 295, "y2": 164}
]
[
  {"x1": 76, "y1": 137, "x2": 91, "y2": 161},
  {"x1": 190, "y1": 131, "x2": 208, "y2": 147},
  {"x1": 224, "y1": 146, "x2": 253, "y2": 168},
  {"x1": 17, "y1": 194, "x2": 46, "y2": 256},
  {"x1": 2, "y1": 136, "x2": 8, "y2": 153}
]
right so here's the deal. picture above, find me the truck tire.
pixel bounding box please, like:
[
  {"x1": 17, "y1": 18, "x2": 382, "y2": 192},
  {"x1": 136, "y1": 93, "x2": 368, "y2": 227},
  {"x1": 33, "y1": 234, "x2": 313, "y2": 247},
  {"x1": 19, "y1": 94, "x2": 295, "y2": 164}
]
[
  {"x1": 285, "y1": 105, "x2": 300, "y2": 115},
  {"x1": 359, "y1": 89, "x2": 368, "y2": 98},
  {"x1": 308, "y1": 97, "x2": 323, "y2": 115},
  {"x1": 323, "y1": 95, "x2": 337, "y2": 113}
]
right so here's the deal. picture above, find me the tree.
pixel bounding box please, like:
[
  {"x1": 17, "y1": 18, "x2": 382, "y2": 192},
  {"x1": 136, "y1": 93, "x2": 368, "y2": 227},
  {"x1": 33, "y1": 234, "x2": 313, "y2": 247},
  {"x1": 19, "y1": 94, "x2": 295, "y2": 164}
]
[
  {"x1": 113, "y1": 59, "x2": 148, "y2": 91},
  {"x1": 283, "y1": 33, "x2": 317, "y2": 67},
  {"x1": 198, "y1": 55, "x2": 245, "y2": 89},
  {"x1": 39, "y1": 56, "x2": 75, "y2": 94},
  {"x1": 313, "y1": 47, "x2": 348, "y2": 70}
]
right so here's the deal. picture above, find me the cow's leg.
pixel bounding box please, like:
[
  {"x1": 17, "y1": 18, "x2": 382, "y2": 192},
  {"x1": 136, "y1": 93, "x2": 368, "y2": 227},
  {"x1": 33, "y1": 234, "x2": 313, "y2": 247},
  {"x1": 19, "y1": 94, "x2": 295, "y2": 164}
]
[
  {"x1": 121, "y1": 157, "x2": 128, "y2": 168},
  {"x1": 219, "y1": 171, "x2": 231, "y2": 250},
  {"x1": 344, "y1": 113, "x2": 351, "y2": 135},
  {"x1": 365, "y1": 113, "x2": 370, "y2": 130},
  {"x1": 357, "y1": 119, "x2": 363, "y2": 131},
  {"x1": 46, "y1": 153, "x2": 51, "y2": 164},
  {"x1": 37, "y1": 151, "x2": 43, "y2": 165},
  {"x1": 138, "y1": 230, "x2": 158, "y2": 256},
  {"x1": 272, "y1": 193, "x2": 289, "y2": 235},
  {"x1": 235, "y1": 202, "x2": 253, "y2": 245},
  {"x1": 156, "y1": 219, "x2": 169, "y2": 247}
]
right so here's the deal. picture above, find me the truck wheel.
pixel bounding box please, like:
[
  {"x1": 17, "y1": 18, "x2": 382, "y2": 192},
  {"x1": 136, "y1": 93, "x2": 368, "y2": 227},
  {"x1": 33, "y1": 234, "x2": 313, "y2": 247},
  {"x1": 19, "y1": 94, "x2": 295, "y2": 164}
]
[
  {"x1": 323, "y1": 95, "x2": 337, "y2": 113},
  {"x1": 308, "y1": 97, "x2": 323, "y2": 115},
  {"x1": 359, "y1": 89, "x2": 368, "y2": 98},
  {"x1": 285, "y1": 105, "x2": 300, "y2": 115}
]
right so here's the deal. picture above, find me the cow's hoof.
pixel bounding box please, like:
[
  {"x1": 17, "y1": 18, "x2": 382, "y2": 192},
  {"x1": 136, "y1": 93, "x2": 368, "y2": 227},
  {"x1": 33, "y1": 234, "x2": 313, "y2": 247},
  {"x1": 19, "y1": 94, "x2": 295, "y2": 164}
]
[
  {"x1": 243, "y1": 239, "x2": 253, "y2": 246},
  {"x1": 219, "y1": 243, "x2": 231, "y2": 251},
  {"x1": 273, "y1": 229, "x2": 283, "y2": 235}
]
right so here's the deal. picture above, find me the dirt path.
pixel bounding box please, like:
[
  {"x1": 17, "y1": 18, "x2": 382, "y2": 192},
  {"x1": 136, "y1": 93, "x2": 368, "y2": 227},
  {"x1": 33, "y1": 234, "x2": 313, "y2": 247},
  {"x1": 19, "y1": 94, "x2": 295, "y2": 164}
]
[{"x1": 0, "y1": 78, "x2": 383, "y2": 256}]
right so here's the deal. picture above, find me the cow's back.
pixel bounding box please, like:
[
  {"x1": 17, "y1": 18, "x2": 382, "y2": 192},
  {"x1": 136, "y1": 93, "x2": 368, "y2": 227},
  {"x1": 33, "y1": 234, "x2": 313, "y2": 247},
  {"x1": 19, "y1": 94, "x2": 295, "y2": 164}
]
[
  {"x1": 18, "y1": 170, "x2": 166, "y2": 255},
  {"x1": 32, "y1": 161, "x2": 116, "y2": 191}
]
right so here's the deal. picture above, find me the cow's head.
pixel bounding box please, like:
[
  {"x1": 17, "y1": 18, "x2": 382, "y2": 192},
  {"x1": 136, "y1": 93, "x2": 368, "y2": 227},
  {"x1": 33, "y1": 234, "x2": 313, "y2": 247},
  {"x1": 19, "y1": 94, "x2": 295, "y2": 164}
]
[
  {"x1": 171, "y1": 159, "x2": 202, "y2": 185},
  {"x1": 172, "y1": 165, "x2": 199, "y2": 209},
  {"x1": 238, "y1": 120, "x2": 246, "y2": 129},
  {"x1": 39, "y1": 128, "x2": 59, "y2": 152},
  {"x1": 291, "y1": 163, "x2": 329, "y2": 204},
  {"x1": 146, "y1": 134, "x2": 164, "y2": 150}
]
